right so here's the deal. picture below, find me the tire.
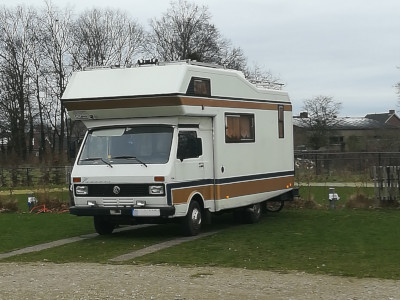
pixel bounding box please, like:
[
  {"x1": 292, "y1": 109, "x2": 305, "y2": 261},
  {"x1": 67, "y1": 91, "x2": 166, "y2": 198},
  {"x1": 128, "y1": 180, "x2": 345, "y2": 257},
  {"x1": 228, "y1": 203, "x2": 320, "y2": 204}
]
[
  {"x1": 182, "y1": 201, "x2": 202, "y2": 236},
  {"x1": 265, "y1": 200, "x2": 284, "y2": 212},
  {"x1": 94, "y1": 216, "x2": 115, "y2": 235},
  {"x1": 244, "y1": 203, "x2": 261, "y2": 224}
]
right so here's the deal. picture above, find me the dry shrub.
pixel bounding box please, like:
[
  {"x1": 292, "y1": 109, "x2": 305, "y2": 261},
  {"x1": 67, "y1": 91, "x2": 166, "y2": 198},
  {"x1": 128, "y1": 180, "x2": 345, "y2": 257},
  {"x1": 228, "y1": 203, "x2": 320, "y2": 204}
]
[
  {"x1": 345, "y1": 193, "x2": 374, "y2": 209},
  {"x1": 378, "y1": 199, "x2": 400, "y2": 209},
  {"x1": 286, "y1": 195, "x2": 320, "y2": 210},
  {"x1": 0, "y1": 196, "x2": 18, "y2": 213},
  {"x1": 33, "y1": 191, "x2": 68, "y2": 212}
]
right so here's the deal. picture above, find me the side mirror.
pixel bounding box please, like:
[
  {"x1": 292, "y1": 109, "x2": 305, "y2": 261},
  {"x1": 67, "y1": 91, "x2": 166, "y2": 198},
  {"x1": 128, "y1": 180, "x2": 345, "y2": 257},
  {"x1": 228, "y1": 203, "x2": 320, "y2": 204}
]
[
  {"x1": 68, "y1": 139, "x2": 82, "y2": 160},
  {"x1": 68, "y1": 141, "x2": 77, "y2": 160}
]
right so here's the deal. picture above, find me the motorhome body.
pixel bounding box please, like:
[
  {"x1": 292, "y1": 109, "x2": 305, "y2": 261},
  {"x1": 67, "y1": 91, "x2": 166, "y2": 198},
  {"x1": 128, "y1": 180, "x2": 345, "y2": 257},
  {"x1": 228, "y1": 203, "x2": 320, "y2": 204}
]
[{"x1": 62, "y1": 61, "x2": 296, "y2": 235}]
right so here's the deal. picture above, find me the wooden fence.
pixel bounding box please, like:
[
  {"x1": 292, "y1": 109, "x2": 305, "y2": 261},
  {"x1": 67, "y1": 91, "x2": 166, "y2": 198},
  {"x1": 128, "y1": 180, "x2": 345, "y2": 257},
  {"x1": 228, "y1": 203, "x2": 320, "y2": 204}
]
[
  {"x1": 371, "y1": 166, "x2": 400, "y2": 203},
  {"x1": 295, "y1": 151, "x2": 400, "y2": 176},
  {"x1": 0, "y1": 167, "x2": 72, "y2": 188}
]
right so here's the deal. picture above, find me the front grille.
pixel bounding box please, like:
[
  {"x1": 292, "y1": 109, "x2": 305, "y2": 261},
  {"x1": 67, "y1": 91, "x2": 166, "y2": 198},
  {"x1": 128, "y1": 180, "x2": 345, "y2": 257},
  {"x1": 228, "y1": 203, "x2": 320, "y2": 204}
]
[
  {"x1": 103, "y1": 198, "x2": 135, "y2": 207},
  {"x1": 74, "y1": 184, "x2": 164, "y2": 197}
]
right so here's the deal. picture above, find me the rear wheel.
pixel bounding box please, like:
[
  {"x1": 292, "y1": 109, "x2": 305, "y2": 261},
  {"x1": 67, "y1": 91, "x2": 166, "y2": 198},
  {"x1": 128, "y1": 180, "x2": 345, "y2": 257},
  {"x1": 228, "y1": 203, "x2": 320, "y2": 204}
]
[
  {"x1": 182, "y1": 201, "x2": 202, "y2": 236},
  {"x1": 265, "y1": 200, "x2": 284, "y2": 212},
  {"x1": 94, "y1": 216, "x2": 115, "y2": 235},
  {"x1": 244, "y1": 203, "x2": 261, "y2": 223}
]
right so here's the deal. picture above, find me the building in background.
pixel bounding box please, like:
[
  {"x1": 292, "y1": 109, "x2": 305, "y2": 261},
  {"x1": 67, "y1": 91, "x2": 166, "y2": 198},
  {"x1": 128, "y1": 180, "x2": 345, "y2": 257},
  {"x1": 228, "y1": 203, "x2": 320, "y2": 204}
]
[{"x1": 294, "y1": 110, "x2": 400, "y2": 152}]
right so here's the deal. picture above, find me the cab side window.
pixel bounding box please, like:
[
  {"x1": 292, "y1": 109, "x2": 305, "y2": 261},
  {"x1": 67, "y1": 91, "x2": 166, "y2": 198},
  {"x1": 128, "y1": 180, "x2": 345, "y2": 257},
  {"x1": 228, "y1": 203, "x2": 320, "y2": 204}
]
[{"x1": 177, "y1": 131, "x2": 203, "y2": 161}]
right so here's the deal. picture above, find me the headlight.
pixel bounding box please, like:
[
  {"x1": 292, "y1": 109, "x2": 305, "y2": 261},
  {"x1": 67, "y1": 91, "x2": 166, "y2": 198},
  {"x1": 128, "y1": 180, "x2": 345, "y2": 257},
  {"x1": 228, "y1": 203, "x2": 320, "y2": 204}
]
[
  {"x1": 75, "y1": 185, "x2": 88, "y2": 195},
  {"x1": 149, "y1": 185, "x2": 164, "y2": 195}
]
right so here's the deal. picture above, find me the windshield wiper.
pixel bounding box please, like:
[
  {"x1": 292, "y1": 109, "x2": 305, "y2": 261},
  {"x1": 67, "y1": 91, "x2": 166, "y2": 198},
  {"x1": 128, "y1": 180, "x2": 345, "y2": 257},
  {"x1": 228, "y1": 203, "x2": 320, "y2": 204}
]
[
  {"x1": 80, "y1": 157, "x2": 113, "y2": 168},
  {"x1": 111, "y1": 155, "x2": 148, "y2": 167}
]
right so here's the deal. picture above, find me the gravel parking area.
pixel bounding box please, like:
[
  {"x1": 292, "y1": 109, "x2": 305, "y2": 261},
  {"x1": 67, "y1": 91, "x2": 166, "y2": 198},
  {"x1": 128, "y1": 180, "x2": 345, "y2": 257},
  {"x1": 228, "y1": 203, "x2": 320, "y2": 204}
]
[{"x1": 1, "y1": 262, "x2": 399, "y2": 299}]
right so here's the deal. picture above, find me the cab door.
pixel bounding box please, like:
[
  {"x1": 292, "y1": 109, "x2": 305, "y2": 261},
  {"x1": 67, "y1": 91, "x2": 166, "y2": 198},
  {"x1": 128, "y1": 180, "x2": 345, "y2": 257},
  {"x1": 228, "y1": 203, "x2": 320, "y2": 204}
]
[{"x1": 172, "y1": 118, "x2": 215, "y2": 210}]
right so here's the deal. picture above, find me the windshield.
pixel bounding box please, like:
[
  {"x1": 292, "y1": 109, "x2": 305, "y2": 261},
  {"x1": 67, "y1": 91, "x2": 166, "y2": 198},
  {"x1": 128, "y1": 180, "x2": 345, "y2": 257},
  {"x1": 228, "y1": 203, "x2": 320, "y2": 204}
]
[{"x1": 78, "y1": 126, "x2": 173, "y2": 165}]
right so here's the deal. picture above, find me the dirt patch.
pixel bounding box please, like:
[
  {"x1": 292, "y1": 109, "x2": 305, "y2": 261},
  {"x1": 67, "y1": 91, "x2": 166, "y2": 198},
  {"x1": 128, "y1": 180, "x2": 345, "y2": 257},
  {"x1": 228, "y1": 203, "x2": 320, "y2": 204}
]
[{"x1": 1, "y1": 263, "x2": 399, "y2": 299}]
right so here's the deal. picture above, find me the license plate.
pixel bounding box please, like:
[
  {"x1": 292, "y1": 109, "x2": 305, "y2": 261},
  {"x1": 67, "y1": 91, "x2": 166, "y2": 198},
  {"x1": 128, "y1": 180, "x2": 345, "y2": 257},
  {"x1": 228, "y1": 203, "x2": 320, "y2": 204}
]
[{"x1": 132, "y1": 208, "x2": 161, "y2": 217}]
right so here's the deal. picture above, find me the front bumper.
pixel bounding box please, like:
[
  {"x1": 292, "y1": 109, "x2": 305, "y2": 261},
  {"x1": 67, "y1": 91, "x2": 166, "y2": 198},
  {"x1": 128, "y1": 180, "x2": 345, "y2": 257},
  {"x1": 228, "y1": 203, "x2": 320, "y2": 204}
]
[{"x1": 69, "y1": 206, "x2": 175, "y2": 217}]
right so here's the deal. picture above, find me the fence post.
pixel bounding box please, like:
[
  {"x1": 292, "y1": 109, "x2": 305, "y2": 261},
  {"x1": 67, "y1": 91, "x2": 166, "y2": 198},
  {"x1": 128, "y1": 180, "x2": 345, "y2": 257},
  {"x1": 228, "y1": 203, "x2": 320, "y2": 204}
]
[
  {"x1": 372, "y1": 166, "x2": 379, "y2": 206},
  {"x1": 372, "y1": 165, "x2": 400, "y2": 206},
  {"x1": 389, "y1": 166, "x2": 396, "y2": 201},
  {"x1": 26, "y1": 168, "x2": 30, "y2": 187},
  {"x1": 397, "y1": 166, "x2": 400, "y2": 201}
]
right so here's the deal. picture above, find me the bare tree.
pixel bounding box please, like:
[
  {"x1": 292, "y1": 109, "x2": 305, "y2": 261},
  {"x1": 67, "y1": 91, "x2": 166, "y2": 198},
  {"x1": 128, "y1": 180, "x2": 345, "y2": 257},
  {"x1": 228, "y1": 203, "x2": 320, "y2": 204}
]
[
  {"x1": 244, "y1": 64, "x2": 283, "y2": 90},
  {"x1": 36, "y1": 2, "x2": 75, "y2": 158},
  {"x1": 0, "y1": 5, "x2": 37, "y2": 160},
  {"x1": 70, "y1": 8, "x2": 144, "y2": 69},
  {"x1": 28, "y1": 40, "x2": 47, "y2": 159},
  {"x1": 301, "y1": 95, "x2": 342, "y2": 150},
  {"x1": 396, "y1": 81, "x2": 400, "y2": 110},
  {"x1": 220, "y1": 46, "x2": 247, "y2": 71},
  {"x1": 0, "y1": 1, "x2": 280, "y2": 165},
  {"x1": 148, "y1": 0, "x2": 247, "y2": 69}
]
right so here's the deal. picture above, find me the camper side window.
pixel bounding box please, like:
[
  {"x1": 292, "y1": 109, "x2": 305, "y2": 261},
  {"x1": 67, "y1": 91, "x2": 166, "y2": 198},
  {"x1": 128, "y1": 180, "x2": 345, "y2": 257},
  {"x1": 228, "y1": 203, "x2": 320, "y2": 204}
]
[
  {"x1": 278, "y1": 105, "x2": 284, "y2": 138},
  {"x1": 225, "y1": 114, "x2": 255, "y2": 143},
  {"x1": 186, "y1": 77, "x2": 211, "y2": 96}
]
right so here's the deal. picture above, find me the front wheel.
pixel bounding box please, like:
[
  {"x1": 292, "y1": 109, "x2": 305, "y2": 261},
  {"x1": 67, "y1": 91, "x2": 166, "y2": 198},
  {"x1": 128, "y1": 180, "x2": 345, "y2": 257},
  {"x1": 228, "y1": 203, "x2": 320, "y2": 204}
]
[
  {"x1": 94, "y1": 216, "x2": 115, "y2": 235},
  {"x1": 182, "y1": 201, "x2": 202, "y2": 236}
]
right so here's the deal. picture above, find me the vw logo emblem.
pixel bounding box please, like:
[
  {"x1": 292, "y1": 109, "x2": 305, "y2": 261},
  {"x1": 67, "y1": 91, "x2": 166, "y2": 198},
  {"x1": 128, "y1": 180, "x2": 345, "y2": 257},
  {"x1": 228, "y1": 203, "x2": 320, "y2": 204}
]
[{"x1": 113, "y1": 186, "x2": 121, "y2": 195}]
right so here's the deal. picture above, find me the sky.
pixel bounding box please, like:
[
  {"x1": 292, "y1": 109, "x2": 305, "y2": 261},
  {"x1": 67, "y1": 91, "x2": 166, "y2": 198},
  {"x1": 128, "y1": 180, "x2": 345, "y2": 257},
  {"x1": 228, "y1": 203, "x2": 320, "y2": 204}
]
[{"x1": 2, "y1": 0, "x2": 400, "y2": 117}]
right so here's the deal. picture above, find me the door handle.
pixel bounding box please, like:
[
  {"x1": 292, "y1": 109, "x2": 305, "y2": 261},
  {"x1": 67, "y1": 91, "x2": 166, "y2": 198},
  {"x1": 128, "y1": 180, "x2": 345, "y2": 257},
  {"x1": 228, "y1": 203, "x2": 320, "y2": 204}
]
[{"x1": 199, "y1": 163, "x2": 204, "y2": 168}]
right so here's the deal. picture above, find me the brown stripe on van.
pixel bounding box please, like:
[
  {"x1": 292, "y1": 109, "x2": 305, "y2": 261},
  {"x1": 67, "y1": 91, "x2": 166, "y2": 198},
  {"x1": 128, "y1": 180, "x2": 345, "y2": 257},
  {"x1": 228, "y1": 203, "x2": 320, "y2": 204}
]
[
  {"x1": 63, "y1": 96, "x2": 182, "y2": 110},
  {"x1": 170, "y1": 175, "x2": 294, "y2": 205},
  {"x1": 171, "y1": 185, "x2": 215, "y2": 204},
  {"x1": 63, "y1": 95, "x2": 292, "y2": 112},
  {"x1": 216, "y1": 176, "x2": 294, "y2": 200}
]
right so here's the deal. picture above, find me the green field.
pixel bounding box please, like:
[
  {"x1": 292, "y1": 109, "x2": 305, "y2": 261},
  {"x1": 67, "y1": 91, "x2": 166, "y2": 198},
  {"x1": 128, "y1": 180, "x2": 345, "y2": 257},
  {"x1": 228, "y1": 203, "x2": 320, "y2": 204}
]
[
  {"x1": 136, "y1": 210, "x2": 400, "y2": 279},
  {"x1": 1, "y1": 207, "x2": 400, "y2": 279},
  {"x1": 0, "y1": 213, "x2": 93, "y2": 253}
]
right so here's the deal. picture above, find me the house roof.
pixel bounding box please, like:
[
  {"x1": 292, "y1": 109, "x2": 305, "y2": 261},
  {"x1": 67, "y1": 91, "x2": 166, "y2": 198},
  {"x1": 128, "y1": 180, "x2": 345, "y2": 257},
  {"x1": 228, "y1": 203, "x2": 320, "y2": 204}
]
[
  {"x1": 293, "y1": 117, "x2": 382, "y2": 130},
  {"x1": 330, "y1": 117, "x2": 384, "y2": 130},
  {"x1": 365, "y1": 111, "x2": 400, "y2": 127},
  {"x1": 365, "y1": 113, "x2": 391, "y2": 123},
  {"x1": 294, "y1": 110, "x2": 400, "y2": 130}
]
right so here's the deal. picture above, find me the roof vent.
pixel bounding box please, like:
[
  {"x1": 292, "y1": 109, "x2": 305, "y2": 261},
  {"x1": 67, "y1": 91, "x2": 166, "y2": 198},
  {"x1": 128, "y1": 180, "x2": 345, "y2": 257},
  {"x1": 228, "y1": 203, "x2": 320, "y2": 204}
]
[
  {"x1": 299, "y1": 112, "x2": 308, "y2": 118},
  {"x1": 137, "y1": 58, "x2": 159, "y2": 66}
]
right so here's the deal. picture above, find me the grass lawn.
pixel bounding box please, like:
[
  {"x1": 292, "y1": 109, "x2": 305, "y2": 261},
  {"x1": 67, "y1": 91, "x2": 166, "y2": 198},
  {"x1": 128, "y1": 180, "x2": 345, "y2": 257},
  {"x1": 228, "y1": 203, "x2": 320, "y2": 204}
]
[
  {"x1": 135, "y1": 209, "x2": 400, "y2": 279},
  {"x1": 0, "y1": 213, "x2": 93, "y2": 253},
  {"x1": 2, "y1": 209, "x2": 400, "y2": 279},
  {"x1": 1, "y1": 185, "x2": 399, "y2": 279}
]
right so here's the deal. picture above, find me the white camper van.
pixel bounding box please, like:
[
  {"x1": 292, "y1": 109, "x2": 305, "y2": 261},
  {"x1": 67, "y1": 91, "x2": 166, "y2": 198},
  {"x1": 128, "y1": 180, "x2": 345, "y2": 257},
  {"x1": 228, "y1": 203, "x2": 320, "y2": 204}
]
[{"x1": 62, "y1": 60, "x2": 297, "y2": 236}]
